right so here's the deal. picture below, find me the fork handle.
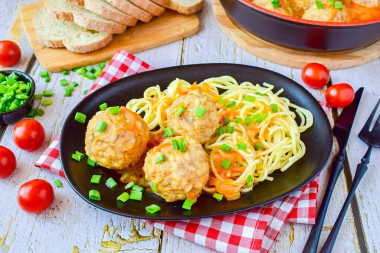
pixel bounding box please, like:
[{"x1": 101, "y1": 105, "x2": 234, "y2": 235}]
[{"x1": 320, "y1": 146, "x2": 373, "y2": 253}]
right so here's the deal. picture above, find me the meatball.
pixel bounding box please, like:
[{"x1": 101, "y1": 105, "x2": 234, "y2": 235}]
[
  {"x1": 302, "y1": 6, "x2": 349, "y2": 22},
  {"x1": 251, "y1": 0, "x2": 293, "y2": 16},
  {"x1": 143, "y1": 136, "x2": 210, "y2": 202},
  {"x1": 85, "y1": 106, "x2": 149, "y2": 170},
  {"x1": 166, "y1": 91, "x2": 219, "y2": 144}
]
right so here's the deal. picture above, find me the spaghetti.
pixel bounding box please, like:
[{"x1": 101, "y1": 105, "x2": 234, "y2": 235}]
[{"x1": 126, "y1": 76, "x2": 313, "y2": 200}]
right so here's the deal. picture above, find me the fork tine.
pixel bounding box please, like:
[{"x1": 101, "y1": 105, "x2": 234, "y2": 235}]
[
  {"x1": 373, "y1": 98, "x2": 380, "y2": 129},
  {"x1": 362, "y1": 98, "x2": 380, "y2": 131}
]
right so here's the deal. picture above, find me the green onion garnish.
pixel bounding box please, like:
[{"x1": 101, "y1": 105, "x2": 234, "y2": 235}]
[
  {"x1": 71, "y1": 81, "x2": 79, "y2": 87},
  {"x1": 125, "y1": 181, "x2": 135, "y2": 189},
  {"x1": 106, "y1": 177, "x2": 118, "y2": 189},
  {"x1": 172, "y1": 139, "x2": 180, "y2": 150},
  {"x1": 155, "y1": 154, "x2": 166, "y2": 164},
  {"x1": 83, "y1": 89, "x2": 89, "y2": 95},
  {"x1": 236, "y1": 161, "x2": 243, "y2": 167},
  {"x1": 226, "y1": 101, "x2": 236, "y2": 109},
  {"x1": 179, "y1": 138, "x2": 186, "y2": 153},
  {"x1": 254, "y1": 142, "x2": 262, "y2": 151},
  {"x1": 163, "y1": 127, "x2": 174, "y2": 137},
  {"x1": 42, "y1": 90, "x2": 53, "y2": 97},
  {"x1": 34, "y1": 94, "x2": 42, "y2": 100},
  {"x1": 72, "y1": 154, "x2": 80, "y2": 162},
  {"x1": 334, "y1": 1, "x2": 342, "y2": 8},
  {"x1": 74, "y1": 112, "x2": 86, "y2": 123},
  {"x1": 244, "y1": 115, "x2": 251, "y2": 126},
  {"x1": 76, "y1": 151, "x2": 84, "y2": 160},
  {"x1": 329, "y1": 0, "x2": 335, "y2": 4},
  {"x1": 132, "y1": 185, "x2": 144, "y2": 192},
  {"x1": 27, "y1": 109, "x2": 37, "y2": 118},
  {"x1": 130, "y1": 190, "x2": 142, "y2": 201},
  {"x1": 237, "y1": 143, "x2": 247, "y2": 150},
  {"x1": 243, "y1": 96, "x2": 256, "y2": 102},
  {"x1": 220, "y1": 144, "x2": 231, "y2": 152},
  {"x1": 45, "y1": 76, "x2": 50, "y2": 82},
  {"x1": 117, "y1": 192, "x2": 130, "y2": 202},
  {"x1": 235, "y1": 117, "x2": 242, "y2": 124},
  {"x1": 64, "y1": 91, "x2": 72, "y2": 97},
  {"x1": 270, "y1": 104, "x2": 278, "y2": 113},
  {"x1": 195, "y1": 105, "x2": 207, "y2": 119},
  {"x1": 256, "y1": 113, "x2": 268, "y2": 123},
  {"x1": 223, "y1": 116, "x2": 230, "y2": 126},
  {"x1": 60, "y1": 79, "x2": 68, "y2": 86},
  {"x1": 221, "y1": 159, "x2": 232, "y2": 170},
  {"x1": 40, "y1": 71, "x2": 49, "y2": 78},
  {"x1": 62, "y1": 70, "x2": 69, "y2": 75},
  {"x1": 226, "y1": 126, "x2": 234, "y2": 134},
  {"x1": 90, "y1": 175, "x2": 102, "y2": 184},
  {"x1": 146, "y1": 204, "x2": 161, "y2": 214},
  {"x1": 65, "y1": 86, "x2": 74, "y2": 92},
  {"x1": 54, "y1": 179, "x2": 63, "y2": 187},
  {"x1": 36, "y1": 109, "x2": 44, "y2": 117},
  {"x1": 213, "y1": 193, "x2": 223, "y2": 201},
  {"x1": 218, "y1": 96, "x2": 226, "y2": 105},
  {"x1": 96, "y1": 121, "x2": 107, "y2": 132},
  {"x1": 182, "y1": 198, "x2": 195, "y2": 210},
  {"x1": 41, "y1": 100, "x2": 52, "y2": 106},
  {"x1": 255, "y1": 92, "x2": 264, "y2": 96},
  {"x1": 86, "y1": 66, "x2": 95, "y2": 73},
  {"x1": 89, "y1": 190, "x2": 101, "y2": 201},
  {"x1": 109, "y1": 106, "x2": 120, "y2": 115},
  {"x1": 86, "y1": 74, "x2": 97, "y2": 80},
  {"x1": 87, "y1": 157, "x2": 96, "y2": 167},
  {"x1": 247, "y1": 175, "x2": 253, "y2": 188},
  {"x1": 205, "y1": 149, "x2": 212, "y2": 155},
  {"x1": 175, "y1": 106, "x2": 185, "y2": 117},
  {"x1": 99, "y1": 103, "x2": 108, "y2": 111},
  {"x1": 316, "y1": 0, "x2": 323, "y2": 8},
  {"x1": 152, "y1": 183, "x2": 158, "y2": 192},
  {"x1": 252, "y1": 113, "x2": 261, "y2": 122},
  {"x1": 217, "y1": 126, "x2": 224, "y2": 136}
]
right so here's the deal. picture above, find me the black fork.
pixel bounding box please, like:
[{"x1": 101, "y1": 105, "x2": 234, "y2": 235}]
[{"x1": 320, "y1": 98, "x2": 380, "y2": 253}]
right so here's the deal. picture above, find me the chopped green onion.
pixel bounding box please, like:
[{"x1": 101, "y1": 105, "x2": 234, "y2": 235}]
[
  {"x1": 221, "y1": 159, "x2": 232, "y2": 170},
  {"x1": 74, "y1": 112, "x2": 86, "y2": 123},
  {"x1": 109, "y1": 106, "x2": 120, "y2": 115},
  {"x1": 45, "y1": 76, "x2": 50, "y2": 82},
  {"x1": 86, "y1": 66, "x2": 96, "y2": 73},
  {"x1": 64, "y1": 91, "x2": 72, "y2": 97},
  {"x1": 132, "y1": 185, "x2": 144, "y2": 192},
  {"x1": 62, "y1": 70, "x2": 69, "y2": 75},
  {"x1": 236, "y1": 161, "x2": 243, "y2": 167},
  {"x1": 316, "y1": 0, "x2": 323, "y2": 8},
  {"x1": 34, "y1": 94, "x2": 42, "y2": 100},
  {"x1": 226, "y1": 126, "x2": 234, "y2": 134},
  {"x1": 175, "y1": 106, "x2": 185, "y2": 117},
  {"x1": 179, "y1": 138, "x2": 186, "y2": 153},
  {"x1": 87, "y1": 157, "x2": 96, "y2": 167},
  {"x1": 36, "y1": 108, "x2": 44, "y2": 117},
  {"x1": 42, "y1": 90, "x2": 53, "y2": 97},
  {"x1": 217, "y1": 126, "x2": 224, "y2": 136},
  {"x1": 255, "y1": 92, "x2": 264, "y2": 96},
  {"x1": 99, "y1": 103, "x2": 108, "y2": 111},
  {"x1": 76, "y1": 151, "x2": 85, "y2": 160},
  {"x1": 244, "y1": 115, "x2": 251, "y2": 126},
  {"x1": 182, "y1": 198, "x2": 195, "y2": 210},
  {"x1": 86, "y1": 74, "x2": 97, "y2": 80},
  {"x1": 223, "y1": 116, "x2": 230, "y2": 126},
  {"x1": 226, "y1": 101, "x2": 236, "y2": 109},
  {"x1": 152, "y1": 183, "x2": 158, "y2": 192},
  {"x1": 220, "y1": 144, "x2": 231, "y2": 152},
  {"x1": 65, "y1": 86, "x2": 74, "y2": 92},
  {"x1": 243, "y1": 96, "x2": 256, "y2": 102},
  {"x1": 213, "y1": 193, "x2": 223, "y2": 201},
  {"x1": 71, "y1": 81, "x2": 79, "y2": 87},
  {"x1": 83, "y1": 89, "x2": 89, "y2": 95},
  {"x1": 72, "y1": 154, "x2": 80, "y2": 162},
  {"x1": 247, "y1": 175, "x2": 253, "y2": 188},
  {"x1": 270, "y1": 104, "x2": 278, "y2": 113},
  {"x1": 163, "y1": 127, "x2": 174, "y2": 137},
  {"x1": 117, "y1": 192, "x2": 130, "y2": 202},
  {"x1": 254, "y1": 142, "x2": 262, "y2": 151},
  {"x1": 146, "y1": 204, "x2": 161, "y2": 214},
  {"x1": 195, "y1": 105, "x2": 207, "y2": 119},
  {"x1": 26, "y1": 108, "x2": 38, "y2": 118},
  {"x1": 41, "y1": 100, "x2": 52, "y2": 106},
  {"x1": 334, "y1": 1, "x2": 342, "y2": 8},
  {"x1": 218, "y1": 96, "x2": 226, "y2": 105},
  {"x1": 89, "y1": 190, "x2": 101, "y2": 201},
  {"x1": 237, "y1": 143, "x2": 247, "y2": 150},
  {"x1": 205, "y1": 149, "x2": 212, "y2": 155},
  {"x1": 98, "y1": 62, "x2": 106, "y2": 68},
  {"x1": 235, "y1": 117, "x2": 243, "y2": 124},
  {"x1": 155, "y1": 154, "x2": 166, "y2": 164},
  {"x1": 96, "y1": 121, "x2": 107, "y2": 132},
  {"x1": 106, "y1": 177, "x2": 118, "y2": 189},
  {"x1": 54, "y1": 179, "x2": 63, "y2": 187},
  {"x1": 125, "y1": 181, "x2": 135, "y2": 189},
  {"x1": 252, "y1": 113, "x2": 261, "y2": 122},
  {"x1": 40, "y1": 71, "x2": 49, "y2": 78},
  {"x1": 60, "y1": 79, "x2": 68, "y2": 86},
  {"x1": 172, "y1": 139, "x2": 180, "y2": 150},
  {"x1": 329, "y1": 0, "x2": 335, "y2": 4},
  {"x1": 91, "y1": 175, "x2": 102, "y2": 184},
  {"x1": 130, "y1": 190, "x2": 142, "y2": 201},
  {"x1": 271, "y1": 0, "x2": 280, "y2": 7},
  {"x1": 255, "y1": 113, "x2": 268, "y2": 123}
]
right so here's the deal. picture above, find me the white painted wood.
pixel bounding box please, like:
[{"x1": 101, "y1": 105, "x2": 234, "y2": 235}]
[{"x1": 0, "y1": 0, "x2": 379, "y2": 252}]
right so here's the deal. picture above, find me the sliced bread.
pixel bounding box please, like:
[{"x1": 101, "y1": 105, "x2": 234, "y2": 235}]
[
  {"x1": 66, "y1": 0, "x2": 85, "y2": 5},
  {"x1": 33, "y1": 7, "x2": 112, "y2": 53},
  {"x1": 84, "y1": 0, "x2": 138, "y2": 26},
  {"x1": 168, "y1": 0, "x2": 204, "y2": 14},
  {"x1": 45, "y1": 0, "x2": 127, "y2": 34},
  {"x1": 128, "y1": 0, "x2": 165, "y2": 16},
  {"x1": 150, "y1": 0, "x2": 171, "y2": 7},
  {"x1": 104, "y1": 0, "x2": 153, "y2": 22}
]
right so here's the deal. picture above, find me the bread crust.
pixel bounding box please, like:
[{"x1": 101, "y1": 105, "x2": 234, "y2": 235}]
[
  {"x1": 45, "y1": 2, "x2": 75, "y2": 21},
  {"x1": 168, "y1": 0, "x2": 204, "y2": 14},
  {"x1": 150, "y1": 0, "x2": 170, "y2": 7},
  {"x1": 84, "y1": 0, "x2": 138, "y2": 26},
  {"x1": 72, "y1": 12, "x2": 126, "y2": 33},
  {"x1": 65, "y1": 0, "x2": 85, "y2": 5},
  {"x1": 63, "y1": 33, "x2": 113, "y2": 53},
  {"x1": 105, "y1": 0, "x2": 153, "y2": 22},
  {"x1": 129, "y1": 0, "x2": 165, "y2": 16}
]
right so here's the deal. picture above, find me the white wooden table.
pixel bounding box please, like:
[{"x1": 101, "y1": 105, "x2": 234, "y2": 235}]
[{"x1": 0, "y1": 1, "x2": 379, "y2": 252}]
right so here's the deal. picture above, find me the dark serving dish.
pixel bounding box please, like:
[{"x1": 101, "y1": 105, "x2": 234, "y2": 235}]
[
  {"x1": 0, "y1": 70, "x2": 35, "y2": 125},
  {"x1": 60, "y1": 64, "x2": 333, "y2": 220},
  {"x1": 219, "y1": 0, "x2": 380, "y2": 51}
]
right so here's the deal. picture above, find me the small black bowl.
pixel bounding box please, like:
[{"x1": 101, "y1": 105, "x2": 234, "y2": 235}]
[{"x1": 0, "y1": 70, "x2": 35, "y2": 125}]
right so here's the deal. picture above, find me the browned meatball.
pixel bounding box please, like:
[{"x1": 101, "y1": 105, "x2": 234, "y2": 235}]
[
  {"x1": 166, "y1": 91, "x2": 219, "y2": 144},
  {"x1": 85, "y1": 106, "x2": 149, "y2": 170},
  {"x1": 143, "y1": 136, "x2": 210, "y2": 202}
]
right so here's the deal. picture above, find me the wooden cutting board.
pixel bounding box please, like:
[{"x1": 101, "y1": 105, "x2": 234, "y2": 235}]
[
  {"x1": 212, "y1": 0, "x2": 380, "y2": 70},
  {"x1": 21, "y1": 1, "x2": 200, "y2": 72}
]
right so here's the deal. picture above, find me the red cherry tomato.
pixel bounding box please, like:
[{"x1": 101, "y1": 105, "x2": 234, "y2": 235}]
[
  {"x1": 0, "y1": 146, "x2": 16, "y2": 179},
  {"x1": 17, "y1": 179, "x2": 54, "y2": 213},
  {"x1": 325, "y1": 83, "x2": 355, "y2": 108},
  {"x1": 13, "y1": 119, "x2": 45, "y2": 151},
  {"x1": 301, "y1": 63, "x2": 330, "y2": 89},
  {"x1": 0, "y1": 40, "x2": 21, "y2": 67}
]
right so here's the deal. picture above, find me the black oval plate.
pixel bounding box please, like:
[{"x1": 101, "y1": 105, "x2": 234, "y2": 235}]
[{"x1": 60, "y1": 64, "x2": 333, "y2": 220}]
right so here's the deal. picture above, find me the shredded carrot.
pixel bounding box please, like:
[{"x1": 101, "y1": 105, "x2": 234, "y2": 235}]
[
  {"x1": 120, "y1": 107, "x2": 142, "y2": 135},
  {"x1": 187, "y1": 192, "x2": 199, "y2": 200},
  {"x1": 211, "y1": 150, "x2": 245, "y2": 179},
  {"x1": 209, "y1": 178, "x2": 241, "y2": 200}
]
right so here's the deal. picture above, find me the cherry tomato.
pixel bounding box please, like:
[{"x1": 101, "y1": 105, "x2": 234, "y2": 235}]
[
  {"x1": 301, "y1": 63, "x2": 330, "y2": 89},
  {"x1": 17, "y1": 179, "x2": 54, "y2": 213},
  {"x1": 13, "y1": 119, "x2": 45, "y2": 151},
  {"x1": 325, "y1": 83, "x2": 355, "y2": 108},
  {"x1": 0, "y1": 146, "x2": 16, "y2": 179},
  {"x1": 0, "y1": 40, "x2": 21, "y2": 67}
]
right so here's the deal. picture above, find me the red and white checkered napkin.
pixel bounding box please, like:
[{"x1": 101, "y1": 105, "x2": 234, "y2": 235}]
[{"x1": 35, "y1": 50, "x2": 323, "y2": 253}]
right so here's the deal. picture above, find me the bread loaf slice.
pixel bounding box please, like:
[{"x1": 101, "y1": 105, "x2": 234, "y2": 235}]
[
  {"x1": 150, "y1": 0, "x2": 170, "y2": 7},
  {"x1": 66, "y1": 0, "x2": 84, "y2": 5},
  {"x1": 104, "y1": 0, "x2": 153, "y2": 22},
  {"x1": 84, "y1": 0, "x2": 138, "y2": 26},
  {"x1": 128, "y1": 0, "x2": 165, "y2": 16},
  {"x1": 45, "y1": 0, "x2": 127, "y2": 34},
  {"x1": 168, "y1": 0, "x2": 204, "y2": 14},
  {"x1": 33, "y1": 7, "x2": 112, "y2": 53}
]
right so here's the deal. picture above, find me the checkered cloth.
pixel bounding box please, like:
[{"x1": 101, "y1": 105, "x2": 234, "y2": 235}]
[{"x1": 36, "y1": 50, "x2": 325, "y2": 253}]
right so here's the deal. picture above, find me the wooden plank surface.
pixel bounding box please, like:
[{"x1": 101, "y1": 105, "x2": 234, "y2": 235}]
[{"x1": 0, "y1": 0, "x2": 379, "y2": 252}]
